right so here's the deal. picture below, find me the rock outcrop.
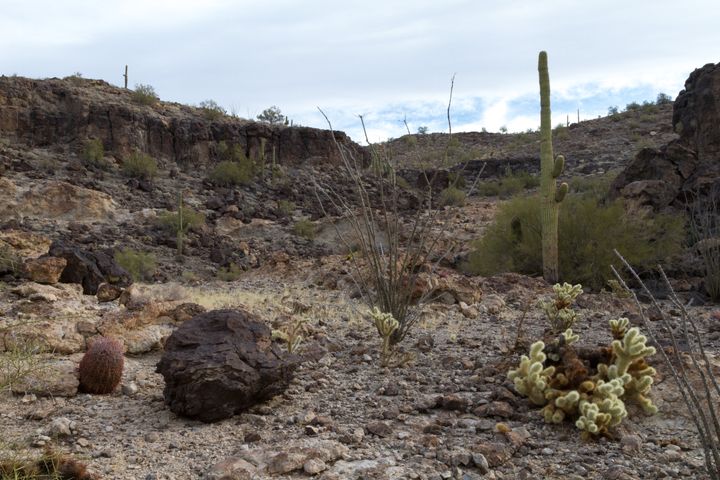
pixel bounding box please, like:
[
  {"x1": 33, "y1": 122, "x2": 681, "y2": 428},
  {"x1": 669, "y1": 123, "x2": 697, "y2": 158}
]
[
  {"x1": 156, "y1": 308, "x2": 300, "y2": 423},
  {"x1": 611, "y1": 61, "x2": 720, "y2": 208},
  {"x1": 0, "y1": 76, "x2": 363, "y2": 167},
  {"x1": 49, "y1": 240, "x2": 132, "y2": 295}
]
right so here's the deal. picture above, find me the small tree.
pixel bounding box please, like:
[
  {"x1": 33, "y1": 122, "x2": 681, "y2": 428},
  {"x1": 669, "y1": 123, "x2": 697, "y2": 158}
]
[
  {"x1": 656, "y1": 93, "x2": 673, "y2": 105},
  {"x1": 608, "y1": 105, "x2": 619, "y2": 115},
  {"x1": 257, "y1": 106, "x2": 285, "y2": 124},
  {"x1": 417, "y1": 126, "x2": 429, "y2": 135}
]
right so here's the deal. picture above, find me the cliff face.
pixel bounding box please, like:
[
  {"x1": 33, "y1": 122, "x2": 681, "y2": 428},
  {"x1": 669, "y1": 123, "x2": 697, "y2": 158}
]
[
  {"x1": 611, "y1": 61, "x2": 720, "y2": 208},
  {"x1": 0, "y1": 76, "x2": 362, "y2": 167}
]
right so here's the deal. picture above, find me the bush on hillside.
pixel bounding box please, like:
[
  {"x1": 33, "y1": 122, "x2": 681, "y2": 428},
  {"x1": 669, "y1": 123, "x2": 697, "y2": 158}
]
[
  {"x1": 207, "y1": 160, "x2": 253, "y2": 186},
  {"x1": 122, "y1": 152, "x2": 158, "y2": 180},
  {"x1": 132, "y1": 84, "x2": 159, "y2": 106},
  {"x1": 464, "y1": 193, "x2": 685, "y2": 290},
  {"x1": 114, "y1": 248, "x2": 156, "y2": 282}
]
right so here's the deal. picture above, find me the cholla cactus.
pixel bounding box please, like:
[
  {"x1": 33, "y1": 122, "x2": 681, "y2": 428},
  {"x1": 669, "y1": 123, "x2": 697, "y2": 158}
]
[
  {"x1": 369, "y1": 307, "x2": 399, "y2": 367},
  {"x1": 540, "y1": 282, "x2": 583, "y2": 334},
  {"x1": 509, "y1": 318, "x2": 658, "y2": 439},
  {"x1": 507, "y1": 341, "x2": 555, "y2": 406},
  {"x1": 609, "y1": 317, "x2": 630, "y2": 339}
]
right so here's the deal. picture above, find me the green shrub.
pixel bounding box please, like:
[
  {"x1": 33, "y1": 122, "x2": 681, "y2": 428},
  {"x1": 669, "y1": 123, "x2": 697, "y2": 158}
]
[
  {"x1": 82, "y1": 139, "x2": 108, "y2": 169},
  {"x1": 277, "y1": 200, "x2": 296, "y2": 217},
  {"x1": 0, "y1": 242, "x2": 21, "y2": 276},
  {"x1": 293, "y1": 219, "x2": 316, "y2": 239},
  {"x1": 464, "y1": 193, "x2": 685, "y2": 290},
  {"x1": 199, "y1": 100, "x2": 226, "y2": 120},
  {"x1": 115, "y1": 248, "x2": 156, "y2": 282},
  {"x1": 477, "y1": 170, "x2": 539, "y2": 198},
  {"x1": 122, "y1": 152, "x2": 158, "y2": 180},
  {"x1": 448, "y1": 172, "x2": 466, "y2": 189},
  {"x1": 439, "y1": 186, "x2": 466, "y2": 206},
  {"x1": 157, "y1": 206, "x2": 205, "y2": 233},
  {"x1": 208, "y1": 160, "x2": 253, "y2": 186},
  {"x1": 217, "y1": 263, "x2": 243, "y2": 281},
  {"x1": 132, "y1": 84, "x2": 159, "y2": 106}
]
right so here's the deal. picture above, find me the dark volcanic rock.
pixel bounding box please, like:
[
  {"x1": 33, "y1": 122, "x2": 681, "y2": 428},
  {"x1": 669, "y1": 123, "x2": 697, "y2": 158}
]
[
  {"x1": 612, "y1": 61, "x2": 720, "y2": 207},
  {"x1": 0, "y1": 76, "x2": 365, "y2": 167},
  {"x1": 48, "y1": 240, "x2": 131, "y2": 295},
  {"x1": 156, "y1": 309, "x2": 300, "y2": 423}
]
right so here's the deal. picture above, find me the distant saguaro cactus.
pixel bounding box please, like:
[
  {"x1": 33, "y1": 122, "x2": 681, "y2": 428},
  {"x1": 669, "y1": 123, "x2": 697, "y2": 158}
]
[
  {"x1": 78, "y1": 337, "x2": 124, "y2": 394},
  {"x1": 538, "y1": 51, "x2": 568, "y2": 283}
]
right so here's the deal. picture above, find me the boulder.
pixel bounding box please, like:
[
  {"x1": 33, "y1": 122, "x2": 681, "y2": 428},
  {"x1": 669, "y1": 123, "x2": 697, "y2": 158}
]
[
  {"x1": 22, "y1": 256, "x2": 67, "y2": 284},
  {"x1": 48, "y1": 240, "x2": 131, "y2": 295},
  {"x1": 156, "y1": 309, "x2": 299, "y2": 422},
  {"x1": 612, "y1": 61, "x2": 720, "y2": 208}
]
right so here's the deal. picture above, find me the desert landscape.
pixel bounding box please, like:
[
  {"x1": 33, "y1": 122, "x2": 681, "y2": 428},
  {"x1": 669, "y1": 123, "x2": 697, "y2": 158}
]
[{"x1": 1, "y1": 52, "x2": 720, "y2": 480}]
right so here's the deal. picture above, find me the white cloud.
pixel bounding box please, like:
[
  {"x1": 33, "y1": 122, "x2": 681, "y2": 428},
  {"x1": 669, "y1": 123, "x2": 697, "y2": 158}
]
[{"x1": 2, "y1": 0, "x2": 719, "y2": 141}]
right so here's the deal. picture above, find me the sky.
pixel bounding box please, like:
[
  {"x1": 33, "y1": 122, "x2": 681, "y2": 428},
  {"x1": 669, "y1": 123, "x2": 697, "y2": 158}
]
[{"x1": 2, "y1": 0, "x2": 719, "y2": 143}]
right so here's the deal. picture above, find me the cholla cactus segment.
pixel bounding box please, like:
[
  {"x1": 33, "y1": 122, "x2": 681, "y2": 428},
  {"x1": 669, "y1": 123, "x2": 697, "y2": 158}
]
[
  {"x1": 561, "y1": 328, "x2": 579, "y2": 345},
  {"x1": 553, "y1": 282, "x2": 583, "y2": 306},
  {"x1": 610, "y1": 327, "x2": 656, "y2": 378},
  {"x1": 609, "y1": 317, "x2": 630, "y2": 339},
  {"x1": 369, "y1": 307, "x2": 398, "y2": 338},
  {"x1": 540, "y1": 283, "x2": 583, "y2": 333},
  {"x1": 508, "y1": 341, "x2": 555, "y2": 406}
]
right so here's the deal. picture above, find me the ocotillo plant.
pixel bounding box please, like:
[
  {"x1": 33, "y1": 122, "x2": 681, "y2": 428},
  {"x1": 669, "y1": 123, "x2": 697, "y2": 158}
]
[{"x1": 538, "y1": 51, "x2": 568, "y2": 283}]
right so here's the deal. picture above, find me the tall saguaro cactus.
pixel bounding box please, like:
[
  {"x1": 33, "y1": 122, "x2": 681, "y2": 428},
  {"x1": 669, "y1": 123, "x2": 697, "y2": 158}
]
[{"x1": 538, "y1": 51, "x2": 568, "y2": 283}]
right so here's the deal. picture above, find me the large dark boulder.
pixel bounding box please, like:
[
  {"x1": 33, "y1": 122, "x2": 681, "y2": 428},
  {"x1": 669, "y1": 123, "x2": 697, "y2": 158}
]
[
  {"x1": 48, "y1": 240, "x2": 131, "y2": 295},
  {"x1": 156, "y1": 309, "x2": 300, "y2": 423},
  {"x1": 611, "y1": 61, "x2": 720, "y2": 208}
]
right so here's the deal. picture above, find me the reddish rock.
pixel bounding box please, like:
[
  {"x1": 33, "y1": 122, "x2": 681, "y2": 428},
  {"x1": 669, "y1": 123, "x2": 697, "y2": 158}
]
[
  {"x1": 96, "y1": 283, "x2": 123, "y2": 302},
  {"x1": 22, "y1": 256, "x2": 67, "y2": 284}
]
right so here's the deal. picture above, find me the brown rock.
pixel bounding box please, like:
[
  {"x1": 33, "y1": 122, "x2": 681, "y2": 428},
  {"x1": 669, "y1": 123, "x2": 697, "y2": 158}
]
[
  {"x1": 22, "y1": 256, "x2": 67, "y2": 284},
  {"x1": 366, "y1": 421, "x2": 393, "y2": 437},
  {"x1": 96, "y1": 283, "x2": 123, "y2": 302},
  {"x1": 156, "y1": 309, "x2": 300, "y2": 422},
  {"x1": 473, "y1": 401, "x2": 514, "y2": 419},
  {"x1": 206, "y1": 457, "x2": 257, "y2": 480}
]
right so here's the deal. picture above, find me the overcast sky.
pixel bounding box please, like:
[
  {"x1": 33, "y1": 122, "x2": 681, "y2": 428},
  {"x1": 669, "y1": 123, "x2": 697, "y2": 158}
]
[{"x1": 2, "y1": 0, "x2": 719, "y2": 142}]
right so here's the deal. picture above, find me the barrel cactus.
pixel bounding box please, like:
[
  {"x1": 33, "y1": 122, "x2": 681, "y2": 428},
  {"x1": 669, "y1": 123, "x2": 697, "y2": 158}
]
[{"x1": 78, "y1": 337, "x2": 124, "y2": 394}]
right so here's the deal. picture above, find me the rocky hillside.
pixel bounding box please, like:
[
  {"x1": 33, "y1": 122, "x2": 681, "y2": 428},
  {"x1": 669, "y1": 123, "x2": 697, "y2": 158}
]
[
  {"x1": 0, "y1": 72, "x2": 718, "y2": 480},
  {"x1": 385, "y1": 102, "x2": 676, "y2": 183}
]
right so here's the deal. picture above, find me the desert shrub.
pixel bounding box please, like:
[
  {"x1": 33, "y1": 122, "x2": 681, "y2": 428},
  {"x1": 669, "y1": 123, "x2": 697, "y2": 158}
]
[
  {"x1": 122, "y1": 152, "x2": 157, "y2": 180},
  {"x1": 477, "y1": 170, "x2": 539, "y2": 198},
  {"x1": 0, "y1": 449, "x2": 94, "y2": 480},
  {"x1": 569, "y1": 171, "x2": 618, "y2": 198},
  {"x1": 402, "y1": 135, "x2": 418, "y2": 147},
  {"x1": 553, "y1": 125, "x2": 569, "y2": 140},
  {"x1": 257, "y1": 106, "x2": 284, "y2": 124},
  {"x1": 464, "y1": 193, "x2": 685, "y2": 290},
  {"x1": 656, "y1": 93, "x2": 673, "y2": 105},
  {"x1": 132, "y1": 84, "x2": 159, "y2": 106},
  {"x1": 217, "y1": 263, "x2": 243, "y2": 281},
  {"x1": 417, "y1": 126, "x2": 428, "y2": 134},
  {"x1": 608, "y1": 105, "x2": 619, "y2": 115},
  {"x1": 81, "y1": 138, "x2": 108, "y2": 169},
  {"x1": 199, "y1": 100, "x2": 226, "y2": 120},
  {"x1": 625, "y1": 101, "x2": 641, "y2": 111},
  {"x1": 448, "y1": 172, "x2": 466, "y2": 189},
  {"x1": 114, "y1": 248, "x2": 156, "y2": 282},
  {"x1": 157, "y1": 206, "x2": 205, "y2": 233},
  {"x1": 0, "y1": 243, "x2": 22, "y2": 276},
  {"x1": 277, "y1": 200, "x2": 296, "y2": 217},
  {"x1": 690, "y1": 187, "x2": 720, "y2": 301},
  {"x1": 439, "y1": 186, "x2": 466, "y2": 206},
  {"x1": 208, "y1": 160, "x2": 253, "y2": 186},
  {"x1": 293, "y1": 219, "x2": 316, "y2": 239}
]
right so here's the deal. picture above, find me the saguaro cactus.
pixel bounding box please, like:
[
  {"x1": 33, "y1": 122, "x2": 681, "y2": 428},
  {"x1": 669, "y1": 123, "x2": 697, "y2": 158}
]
[{"x1": 538, "y1": 51, "x2": 568, "y2": 283}]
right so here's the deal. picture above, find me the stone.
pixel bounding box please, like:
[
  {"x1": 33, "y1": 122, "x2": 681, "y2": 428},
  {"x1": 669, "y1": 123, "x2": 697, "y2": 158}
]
[
  {"x1": 22, "y1": 256, "x2": 67, "y2": 284},
  {"x1": 12, "y1": 358, "x2": 79, "y2": 397},
  {"x1": 156, "y1": 308, "x2": 300, "y2": 422},
  {"x1": 303, "y1": 458, "x2": 327, "y2": 475},
  {"x1": 206, "y1": 457, "x2": 258, "y2": 480},
  {"x1": 96, "y1": 283, "x2": 123, "y2": 302},
  {"x1": 48, "y1": 417, "x2": 75, "y2": 437},
  {"x1": 472, "y1": 401, "x2": 514, "y2": 419},
  {"x1": 366, "y1": 421, "x2": 393, "y2": 437},
  {"x1": 49, "y1": 240, "x2": 131, "y2": 295}
]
